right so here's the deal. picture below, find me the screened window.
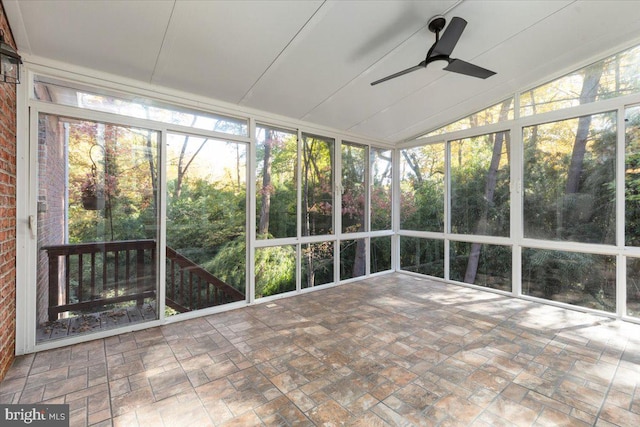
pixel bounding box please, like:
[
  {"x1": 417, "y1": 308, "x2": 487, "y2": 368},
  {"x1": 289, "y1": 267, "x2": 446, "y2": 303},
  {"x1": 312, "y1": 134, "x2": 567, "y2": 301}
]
[
  {"x1": 302, "y1": 134, "x2": 334, "y2": 236},
  {"x1": 255, "y1": 246, "x2": 296, "y2": 298},
  {"x1": 33, "y1": 75, "x2": 248, "y2": 136},
  {"x1": 420, "y1": 98, "x2": 514, "y2": 138},
  {"x1": 341, "y1": 142, "x2": 367, "y2": 234},
  {"x1": 523, "y1": 113, "x2": 616, "y2": 244},
  {"x1": 520, "y1": 45, "x2": 640, "y2": 116},
  {"x1": 256, "y1": 125, "x2": 298, "y2": 239},
  {"x1": 371, "y1": 236, "x2": 391, "y2": 274},
  {"x1": 165, "y1": 134, "x2": 247, "y2": 315},
  {"x1": 450, "y1": 131, "x2": 510, "y2": 237},
  {"x1": 400, "y1": 144, "x2": 445, "y2": 231},
  {"x1": 626, "y1": 257, "x2": 640, "y2": 318},
  {"x1": 522, "y1": 248, "x2": 615, "y2": 313},
  {"x1": 450, "y1": 242, "x2": 511, "y2": 292},
  {"x1": 340, "y1": 239, "x2": 366, "y2": 280},
  {"x1": 36, "y1": 114, "x2": 160, "y2": 341},
  {"x1": 399, "y1": 237, "x2": 444, "y2": 278},
  {"x1": 302, "y1": 242, "x2": 334, "y2": 288},
  {"x1": 371, "y1": 148, "x2": 392, "y2": 231},
  {"x1": 625, "y1": 105, "x2": 640, "y2": 246}
]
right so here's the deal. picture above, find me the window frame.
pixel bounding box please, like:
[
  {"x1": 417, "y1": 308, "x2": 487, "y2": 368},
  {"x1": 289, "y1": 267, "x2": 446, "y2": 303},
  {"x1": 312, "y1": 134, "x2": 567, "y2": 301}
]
[{"x1": 17, "y1": 65, "x2": 396, "y2": 354}]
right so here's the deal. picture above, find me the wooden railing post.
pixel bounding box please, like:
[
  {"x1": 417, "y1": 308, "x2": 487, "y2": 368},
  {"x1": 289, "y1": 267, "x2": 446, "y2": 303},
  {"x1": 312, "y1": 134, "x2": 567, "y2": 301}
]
[
  {"x1": 136, "y1": 247, "x2": 145, "y2": 306},
  {"x1": 48, "y1": 253, "x2": 59, "y2": 322}
]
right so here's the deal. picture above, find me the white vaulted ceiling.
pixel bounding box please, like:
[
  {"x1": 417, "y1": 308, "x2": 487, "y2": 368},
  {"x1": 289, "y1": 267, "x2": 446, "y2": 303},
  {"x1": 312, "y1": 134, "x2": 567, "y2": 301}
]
[{"x1": 5, "y1": 0, "x2": 640, "y2": 144}]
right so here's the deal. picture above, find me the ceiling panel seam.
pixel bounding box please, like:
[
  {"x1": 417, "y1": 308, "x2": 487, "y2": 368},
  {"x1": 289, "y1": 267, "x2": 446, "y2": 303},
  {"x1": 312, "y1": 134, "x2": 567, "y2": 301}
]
[
  {"x1": 150, "y1": 0, "x2": 177, "y2": 84},
  {"x1": 238, "y1": 0, "x2": 327, "y2": 106}
]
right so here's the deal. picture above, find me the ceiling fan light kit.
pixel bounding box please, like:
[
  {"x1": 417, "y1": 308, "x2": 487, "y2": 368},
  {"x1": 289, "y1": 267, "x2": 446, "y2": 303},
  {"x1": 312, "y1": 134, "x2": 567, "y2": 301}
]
[{"x1": 371, "y1": 15, "x2": 496, "y2": 86}]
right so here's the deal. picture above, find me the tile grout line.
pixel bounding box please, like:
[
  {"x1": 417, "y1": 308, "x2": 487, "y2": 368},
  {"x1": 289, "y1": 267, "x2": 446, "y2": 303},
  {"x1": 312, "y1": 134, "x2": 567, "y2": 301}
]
[
  {"x1": 592, "y1": 333, "x2": 627, "y2": 426},
  {"x1": 225, "y1": 316, "x2": 316, "y2": 426},
  {"x1": 102, "y1": 337, "x2": 115, "y2": 427}
]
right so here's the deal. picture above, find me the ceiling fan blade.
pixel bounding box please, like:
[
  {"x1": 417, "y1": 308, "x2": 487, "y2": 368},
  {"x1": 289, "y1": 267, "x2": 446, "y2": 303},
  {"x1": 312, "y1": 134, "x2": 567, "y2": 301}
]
[
  {"x1": 371, "y1": 63, "x2": 424, "y2": 86},
  {"x1": 444, "y1": 58, "x2": 496, "y2": 79},
  {"x1": 431, "y1": 17, "x2": 467, "y2": 57}
]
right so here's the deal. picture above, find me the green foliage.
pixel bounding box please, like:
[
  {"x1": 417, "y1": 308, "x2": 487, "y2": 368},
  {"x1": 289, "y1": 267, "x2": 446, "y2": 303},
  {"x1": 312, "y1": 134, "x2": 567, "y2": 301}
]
[
  {"x1": 255, "y1": 245, "x2": 296, "y2": 297},
  {"x1": 341, "y1": 143, "x2": 366, "y2": 233},
  {"x1": 66, "y1": 121, "x2": 158, "y2": 243},
  {"x1": 400, "y1": 145, "x2": 445, "y2": 231},
  {"x1": 625, "y1": 107, "x2": 640, "y2": 245},
  {"x1": 256, "y1": 127, "x2": 298, "y2": 238},
  {"x1": 371, "y1": 149, "x2": 393, "y2": 231},
  {"x1": 399, "y1": 237, "x2": 444, "y2": 277},
  {"x1": 522, "y1": 248, "x2": 615, "y2": 312},
  {"x1": 260, "y1": 182, "x2": 297, "y2": 238},
  {"x1": 450, "y1": 166, "x2": 509, "y2": 235},
  {"x1": 371, "y1": 237, "x2": 392, "y2": 273},
  {"x1": 340, "y1": 239, "x2": 365, "y2": 280},
  {"x1": 167, "y1": 177, "x2": 245, "y2": 266},
  {"x1": 302, "y1": 242, "x2": 334, "y2": 287},
  {"x1": 404, "y1": 179, "x2": 445, "y2": 231},
  {"x1": 203, "y1": 235, "x2": 246, "y2": 294},
  {"x1": 302, "y1": 135, "x2": 334, "y2": 235},
  {"x1": 449, "y1": 132, "x2": 510, "y2": 237},
  {"x1": 449, "y1": 242, "x2": 511, "y2": 291}
]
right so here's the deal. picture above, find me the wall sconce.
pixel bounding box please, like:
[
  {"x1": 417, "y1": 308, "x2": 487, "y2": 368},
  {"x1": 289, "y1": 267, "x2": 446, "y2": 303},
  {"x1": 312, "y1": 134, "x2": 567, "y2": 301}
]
[{"x1": 0, "y1": 30, "x2": 22, "y2": 84}]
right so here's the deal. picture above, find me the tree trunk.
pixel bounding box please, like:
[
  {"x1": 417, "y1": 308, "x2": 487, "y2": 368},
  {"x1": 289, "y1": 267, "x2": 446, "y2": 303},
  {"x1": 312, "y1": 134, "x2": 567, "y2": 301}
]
[
  {"x1": 174, "y1": 136, "x2": 208, "y2": 199},
  {"x1": 464, "y1": 98, "x2": 512, "y2": 283},
  {"x1": 174, "y1": 139, "x2": 188, "y2": 198},
  {"x1": 302, "y1": 137, "x2": 311, "y2": 237},
  {"x1": 236, "y1": 144, "x2": 241, "y2": 190},
  {"x1": 565, "y1": 62, "x2": 604, "y2": 194},
  {"x1": 145, "y1": 131, "x2": 157, "y2": 219},
  {"x1": 401, "y1": 150, "x2": 423, "y2": 184},
  {"x1": 173, "y1": 116, "x2": 232, "y2": 198},
  {"x1": 172, "y1": 116, "x2": 199, "y2": 199},
  {"x1": 258, "y1": 130, "x2": 274, "y2": 235},
  {"x1": 353, "y1": 239, "x2": 366, "y2": 277}
]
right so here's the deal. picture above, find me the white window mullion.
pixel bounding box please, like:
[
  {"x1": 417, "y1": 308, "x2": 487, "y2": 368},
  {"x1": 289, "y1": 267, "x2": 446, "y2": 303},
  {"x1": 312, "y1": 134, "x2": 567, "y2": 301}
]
[
  {"x1": 335, "y1": 138, "x2": 342, "y2": 284},
  {"x1": 511, "y1": 121, "x2": 523, "y2": 297},
  {"x1": 365, "y1": 145, "x2": 371, "y2": 276},
  {"x1": 392, "y1": 148, "x2": 401, "y2": 271},
  {"x1": 248, "y1": 117, "x2": 257, "y2": 304},
  {"x1": 157, "y1": 129, "x2": 168, "y2": 323},
  {"x1": 297, "y1": 129, "x2": 305, "y2": 289},
  {"x1": 617, "y1": 106, "x2": 627, "y2": 317},
  {"x1": 444, "y1": 140, "x2": 452, "y2": 281}
]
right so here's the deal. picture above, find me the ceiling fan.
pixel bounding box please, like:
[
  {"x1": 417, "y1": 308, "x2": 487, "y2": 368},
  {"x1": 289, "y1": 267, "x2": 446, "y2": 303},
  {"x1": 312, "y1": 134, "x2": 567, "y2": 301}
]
[{"x1": 371, "y1": 15, "x2": 496, "y2": 86}]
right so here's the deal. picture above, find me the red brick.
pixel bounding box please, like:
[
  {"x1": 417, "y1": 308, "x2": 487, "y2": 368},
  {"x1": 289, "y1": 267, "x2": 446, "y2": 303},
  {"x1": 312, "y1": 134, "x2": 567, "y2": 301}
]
[{"x1": 0, "y1": 1, "x2": 17, "y2": 381}]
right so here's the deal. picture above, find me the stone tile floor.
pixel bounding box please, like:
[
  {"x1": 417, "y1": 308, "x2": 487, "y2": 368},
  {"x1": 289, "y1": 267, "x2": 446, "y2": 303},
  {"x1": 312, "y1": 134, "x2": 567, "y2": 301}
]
[{"x1": 1, "y1": 273, "x2": 640, "y2": 426}]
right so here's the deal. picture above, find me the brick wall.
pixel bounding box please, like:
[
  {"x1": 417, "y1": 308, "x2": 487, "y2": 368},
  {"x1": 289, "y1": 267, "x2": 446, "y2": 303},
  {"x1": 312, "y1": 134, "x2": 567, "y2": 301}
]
[{"x1": 0, "y1": 1, "x2": 18, "y2": 381}]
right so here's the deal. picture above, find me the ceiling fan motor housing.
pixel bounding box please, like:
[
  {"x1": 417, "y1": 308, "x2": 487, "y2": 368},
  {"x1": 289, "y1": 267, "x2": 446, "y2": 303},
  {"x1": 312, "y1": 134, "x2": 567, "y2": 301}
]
[{"x1": 428, "y1": 15, "x2": 446, "y2": 34}]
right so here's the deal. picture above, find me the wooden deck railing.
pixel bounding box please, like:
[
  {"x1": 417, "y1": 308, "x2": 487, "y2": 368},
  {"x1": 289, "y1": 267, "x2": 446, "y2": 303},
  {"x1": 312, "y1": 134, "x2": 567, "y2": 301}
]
[
  {"x1": 42, "y1": 239, "x2": 156, "y2": 321},
  {"x1": 42, "y1": 240, "x2": 245, "y2": 321},
  {"x1": 165, "y1": 247, "x2": 245, "y2": 312}
]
